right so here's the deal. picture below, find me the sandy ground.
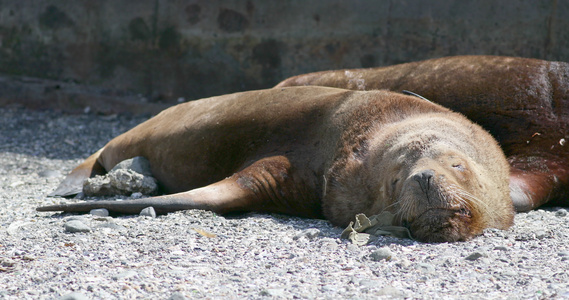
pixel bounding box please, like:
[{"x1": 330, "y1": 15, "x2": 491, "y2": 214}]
[{"x1": 1, "y1": 107, "x2": 569, "y2": 299}]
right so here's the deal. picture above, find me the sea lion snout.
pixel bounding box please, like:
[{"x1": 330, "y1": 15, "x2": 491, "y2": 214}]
[
  {"x1": 396, "y1": 160, "x2": 485, "y2": 242},
  {"x1": 412, "y1": 169, "x2": 435, "y2": 193}
]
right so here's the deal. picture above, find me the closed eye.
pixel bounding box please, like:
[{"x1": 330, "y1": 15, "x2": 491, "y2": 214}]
[{"x1": 452, "y1": 164, "x2": 465, "y2": 172}]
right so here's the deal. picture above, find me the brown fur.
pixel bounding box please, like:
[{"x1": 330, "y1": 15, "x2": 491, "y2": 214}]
[
  {"x1": 276, "y1": 55, "x2": 569, "y2": 212},
  {"x1": 39, "y1": 87, "x2": 513, "y2": 242}
]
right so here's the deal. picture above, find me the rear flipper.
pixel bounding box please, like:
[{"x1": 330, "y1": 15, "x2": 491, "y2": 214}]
[
  {"x1": 509, "y1": 157, "x2": 569, "y2": 211},
  {"x1": 38, "y1": 176, "x2": 251, "y2": 215},
  {"x1": 39, "y1": 156, "x2": 322, "y2": 217},
  {"x1": 48, "y1": 149, "x2": 106, "y2": 197}
]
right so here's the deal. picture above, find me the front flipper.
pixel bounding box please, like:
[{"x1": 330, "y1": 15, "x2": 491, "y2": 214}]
[
  {"x1": 39, "y1": 156, "x2": 322, "y2": 217},
  {"x1": 48, "y1": 149, "x2": 106, "y2": 197}
]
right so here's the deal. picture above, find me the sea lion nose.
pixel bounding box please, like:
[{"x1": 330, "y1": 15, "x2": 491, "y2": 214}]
[{"x1": 413, "y1": 169, "x2": 435, "y2": 191}]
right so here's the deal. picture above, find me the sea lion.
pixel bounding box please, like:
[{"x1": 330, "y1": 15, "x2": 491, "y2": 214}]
[
  {"x1": 38, "y1": 86, "x2": 513, "y2": 242},
  {"x1": 276, "y1": 55, "x2": 569, "y2": 212}
]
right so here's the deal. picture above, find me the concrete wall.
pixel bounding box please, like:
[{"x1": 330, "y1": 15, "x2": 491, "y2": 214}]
[{"x1": 0, "y1": 0, "x2": 567, "y2": 113}]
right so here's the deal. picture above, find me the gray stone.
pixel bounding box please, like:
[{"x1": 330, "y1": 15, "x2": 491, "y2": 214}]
[
  {"x1": 359, "y1": 279, "x2": 381, "y2": 288},
  {"x1": 109, "y1": 169, "x2": 158, "y2": 194},
  {"x1": 89, "y1": 208, "x2": 109, "y2": 217},
  {"x1": 260, "y1": 288, "x2": 287, "y2": 297},
  {"x1": 168, "y1": 292, "x2": 188, "y2": 300},
  {"x1": 415, "y1": 263, "x2": 435, "y2": 274},
  {"x1": 370, "y1": 247, "x2": 393, "y2": 261},
  {"x1": 140, "y1": 206, "x2": 157, "y2": 218},
  {"x1": 535, "y1": 230, "x2": 548, "y2": 239},
  {"x1": 293, "y1": 228, "x2": 321, "y2": 240},
  {"x1": 65, "y1": 220, "x2": 91, "y2": 233},
  {"x1": 58, "y1": 292, "x2": 89, "y2": 300},
  {"x1": 82, "y1": 157, "x2": 158, "y2": 196},
  {"x1": 376, "y1": 286, "x2": 404, "y2": 298},
  {"x1": 465, "y1": 251, "x2": 486, "y2": 261},
  {"x1": 38, "y1": 170, "x2": 62, "y2": 178},
  {"x1": 112, "y1": 270, "x2": 138, "y2": 280},
  {"x1": 111, "y1": 156, "x2": 153, "y2": 176},
  {"x1": 83, "y1": 168, "x2": 158, "y2": 196}
]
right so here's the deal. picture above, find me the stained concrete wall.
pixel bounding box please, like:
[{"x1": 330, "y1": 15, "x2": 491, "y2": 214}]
[{"x1": 0, "y1": 0, "x2": 567, "y2": 113}]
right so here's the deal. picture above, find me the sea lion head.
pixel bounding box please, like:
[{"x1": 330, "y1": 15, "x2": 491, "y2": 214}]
[
  {"x1": 324, "y1": 102, "x2": 514, "y2": 243},
  {"x1": 379, "y1": 118, "x2": 514, "y2": 243},
  {"x1": 392, "y1": 151, "x2": 509, "y2": 242}
]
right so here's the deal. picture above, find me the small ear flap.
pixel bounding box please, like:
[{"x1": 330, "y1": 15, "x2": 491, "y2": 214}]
[{"x1": 401, "y1": 90, "x2": 433, "y2": 103}]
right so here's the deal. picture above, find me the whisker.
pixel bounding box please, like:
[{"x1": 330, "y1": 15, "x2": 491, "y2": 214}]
[{"x1": 445, "y1": 183, "x2": 503, "y2": 220}]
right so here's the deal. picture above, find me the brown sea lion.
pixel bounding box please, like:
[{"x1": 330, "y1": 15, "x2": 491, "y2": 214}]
[
  {"x1": 276, "y1": 55, "x2": 569, "y2": 212},
  {"x1": 37, "y1": 87, "x2": 513, "y2": 242}
]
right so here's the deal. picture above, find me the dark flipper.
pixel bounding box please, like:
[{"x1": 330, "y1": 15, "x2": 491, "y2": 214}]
[
  {"x1": 48, "y1": 149, "x2": 106, "y2": 197},
  {"x1": 39, "y1": 175, "x2": 253, "y2": 215},
  {"x1": 38, "y1": 194, "x2": 208, "y2": 215},
  {"x1": 39, "y1": 156, "x2": 322, "y2": 217},
  {"x1": 509, "y1": 157, "x2": 569, "y2": 211}
]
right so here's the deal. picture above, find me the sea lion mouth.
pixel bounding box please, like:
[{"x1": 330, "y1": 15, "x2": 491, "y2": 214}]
[
  {"x1": 405, "y1": 207, "x2": 476, "y2": 243},
  {"x1": 416, "y1": 207, "x2": 472, "y2": 219}
]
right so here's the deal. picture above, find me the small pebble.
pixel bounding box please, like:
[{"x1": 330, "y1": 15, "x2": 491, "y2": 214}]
[
  {"x1": 359, "y1": 279, "x2": 381, "y2": 288},
  {"x1": 64, "y1": 220, "x2": 91, "y2": 233},
  {"x1": 376, "y1": 286, "x2": 404, "y2": 298},
  {"x1": 535, "y1": 230, "x2": 548, "y2": 239},
  {"x1": 260, "y1": 288, "x2": 287, "y2": 297},
  {"x1": 501, "y1": 270, "x2": 518, "y2": 277},
  {"x1": 140, "y1": 206, "x2": 157, "y2": 218},
  {"x1": 58, "y1": 292, "x2": 89, "y2": 300},
  {"x1": 396, "y1": 259, "x2": 412, "y2": 268},
  {"x1": 168, "y1": 292, "x2": 188, "y2": 300},
  {"x1": 415, "y1": 263, "x2": 435, "y2": 274},
  {"x1": 293, "y1": 228, "x2": 320, "y2": 240},
  {"x1": 90, "y1": 208, "x2": 109, "y2": 217},
  {"x1": 320, "y1": 285, "x2": 337, "y2": 292},
  {"x1": 38, "y1": 170, "x2": 61, "y2": 178},
  {"x1": 465, "y1": 251, "x2": 486, "y2": 261},
  {"x1": 112, "y1": 270, "x2": 138, "y2": 280},
  {"x1": 370, "y1": 247, "x2": 393, "y2": 261}
]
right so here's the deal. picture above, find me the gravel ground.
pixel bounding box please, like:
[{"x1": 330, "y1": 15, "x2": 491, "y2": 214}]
[{"x1": 1, "y1": 107, "x2": 569, "y2": 299}]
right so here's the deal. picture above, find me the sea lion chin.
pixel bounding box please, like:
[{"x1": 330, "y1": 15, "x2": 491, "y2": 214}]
[{"x1": 37, "y1": 86, "x2": 513, "y2": 243}]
